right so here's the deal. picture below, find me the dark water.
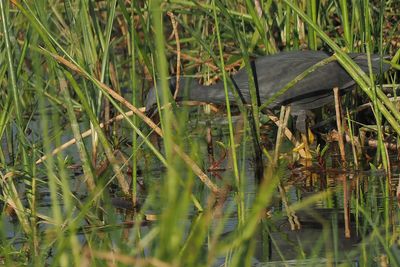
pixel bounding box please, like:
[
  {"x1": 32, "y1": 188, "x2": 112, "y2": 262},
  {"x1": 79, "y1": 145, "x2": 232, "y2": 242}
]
[
  {"x1": 111, "y1": 134, "x2": 399, "y2": 266},
  {"x1": 2, "y1": 113, "x2": 399, "y2": 266}
]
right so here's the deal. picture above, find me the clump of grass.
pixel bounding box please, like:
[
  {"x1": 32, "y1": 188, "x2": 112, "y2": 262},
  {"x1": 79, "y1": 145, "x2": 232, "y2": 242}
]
[{"x1": 0, "y1": 0, "x2": 399, "y2": 266}]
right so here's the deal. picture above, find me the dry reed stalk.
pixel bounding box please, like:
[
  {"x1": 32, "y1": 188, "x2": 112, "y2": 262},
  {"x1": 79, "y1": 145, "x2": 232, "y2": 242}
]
[{"x1": 334, "y1": 87, "x2": 346, "y2": 165}]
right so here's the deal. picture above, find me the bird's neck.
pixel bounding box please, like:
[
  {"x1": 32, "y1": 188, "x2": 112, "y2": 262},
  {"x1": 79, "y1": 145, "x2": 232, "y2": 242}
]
[{"x1": 176, "y1": 77, "x2": 230, "y2": 104}]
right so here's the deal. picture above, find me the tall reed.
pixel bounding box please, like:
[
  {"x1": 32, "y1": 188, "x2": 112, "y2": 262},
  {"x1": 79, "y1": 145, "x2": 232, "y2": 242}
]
[{"x1": 0, "y1": 0, "x2": 398, "y2": 266}]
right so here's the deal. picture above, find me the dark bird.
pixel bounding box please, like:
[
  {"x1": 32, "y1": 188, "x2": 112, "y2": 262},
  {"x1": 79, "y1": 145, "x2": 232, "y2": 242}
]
[{"x1": 145, "y1": 51, "x2": 390, "y2": 132}]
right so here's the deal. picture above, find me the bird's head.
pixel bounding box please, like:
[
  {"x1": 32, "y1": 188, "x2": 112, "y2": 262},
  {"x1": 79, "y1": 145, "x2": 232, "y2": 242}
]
[{"x1": 144, "y1": 77, "x2": 179, "y2": 117}]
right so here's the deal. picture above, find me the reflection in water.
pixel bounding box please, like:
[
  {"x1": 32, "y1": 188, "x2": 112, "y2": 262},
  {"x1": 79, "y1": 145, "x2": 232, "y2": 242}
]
[
  {"x1": 109, "y1": 156, "x2": 397, "y2": 265},
  {"x1": 3, "y1": 115, "x2": 400, "y2": 266}
]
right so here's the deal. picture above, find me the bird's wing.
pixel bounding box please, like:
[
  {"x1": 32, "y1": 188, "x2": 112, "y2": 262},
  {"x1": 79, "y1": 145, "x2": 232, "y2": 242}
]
[{"x1": 231, "y1": 51, "x2": 356, "y2": 109}]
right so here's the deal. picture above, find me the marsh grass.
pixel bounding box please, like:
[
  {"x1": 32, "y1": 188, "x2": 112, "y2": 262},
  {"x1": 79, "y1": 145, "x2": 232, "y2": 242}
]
[{"x1": 0, "y1": 0, "x2": 399, "y2": 266}]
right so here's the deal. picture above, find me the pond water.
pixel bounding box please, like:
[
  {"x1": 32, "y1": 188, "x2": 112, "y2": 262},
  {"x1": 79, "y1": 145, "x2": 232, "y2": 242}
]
[
  {"x1": 112, "y1": 111, "x2": 400, "y2": 265},
  {"x1": 1, "y1": 111, "x2": 399, "y2": 266}
]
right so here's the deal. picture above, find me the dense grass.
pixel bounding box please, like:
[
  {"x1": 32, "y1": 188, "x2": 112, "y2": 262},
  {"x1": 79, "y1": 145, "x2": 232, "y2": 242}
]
[{"x1": 0, "y1": 0, "x2": 399, "y2": 266}]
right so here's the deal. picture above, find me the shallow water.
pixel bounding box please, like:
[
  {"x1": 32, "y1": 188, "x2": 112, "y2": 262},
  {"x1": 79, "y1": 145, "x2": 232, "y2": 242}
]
[{"x1": 1, "y1": 112, "x2": 399, "y2": 266}]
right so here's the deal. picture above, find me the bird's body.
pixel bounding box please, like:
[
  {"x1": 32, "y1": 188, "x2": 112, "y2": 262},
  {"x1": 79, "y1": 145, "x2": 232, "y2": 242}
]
[{"x1": 145, "y1": 51, "x2": 389, "y2": 131}]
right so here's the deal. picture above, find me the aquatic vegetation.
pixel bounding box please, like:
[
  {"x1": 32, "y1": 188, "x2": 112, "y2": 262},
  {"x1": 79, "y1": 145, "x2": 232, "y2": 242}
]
[{"x1": 0, "y1": 0, "x2": 399, "y2": 266}]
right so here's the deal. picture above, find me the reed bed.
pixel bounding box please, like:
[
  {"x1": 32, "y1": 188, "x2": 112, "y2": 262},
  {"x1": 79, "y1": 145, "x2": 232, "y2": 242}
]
[{"x1": 0, "y1": 0, "x2": 399, "y2": 266}]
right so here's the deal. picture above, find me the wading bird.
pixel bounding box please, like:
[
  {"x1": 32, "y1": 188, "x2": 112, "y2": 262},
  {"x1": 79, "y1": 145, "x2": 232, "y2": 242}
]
[{"x1": 145, "y1": 51, "x2": 389, "y2": 133}]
